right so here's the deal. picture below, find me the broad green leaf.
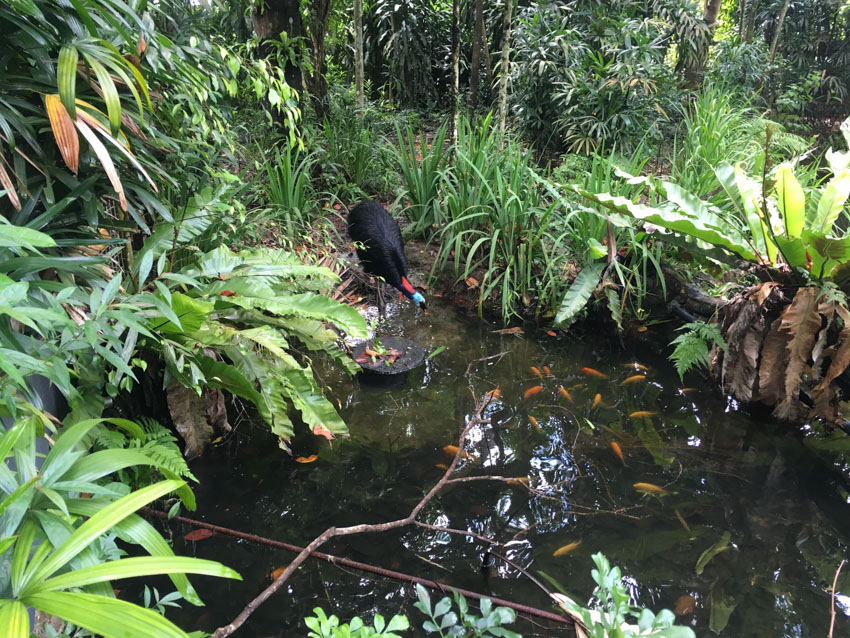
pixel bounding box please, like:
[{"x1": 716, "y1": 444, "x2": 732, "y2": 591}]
[
  {"x1": 0, "y1": 599, "x2": 28, "y2": 638},
  {"x1": 733, "y1": 165, "x2": 773, "y2": 261},
  {"x1": 224, "y1": 293, "x2": 366, "y2": 338},
  {"x1": 811, "y1": 170, "x2": 850, "y2": 235},
  {"x1": 281, "y1": 363, "x2": 349, "y2": 438},
  {"x1": 24, "y1": 591, "x2": 189, "y2": 638},
  {"x1": 554, "y1": 262, "x2": 604, "y2": 327},
  {"x1": 774, "y1": 163, "x2": 805, "y2": 238},
  {"x1": 0, "y1": 224, "x2": 56, "y2": 249},
  {"x1": 26, "y1": 480, "x2": 185, "y2": 586},
  {"x1": 148, "y1": 292, "x2": 212, "y2": 334},
  {"x1": 33, "y1": 556, "x2": 240, "y2": 593},
  {"x1": 808, "y1": 233, "x2": 850, "y2": 279},
  {"x1": 573, "y1": 186, "x2": 757, "y2": 262}
]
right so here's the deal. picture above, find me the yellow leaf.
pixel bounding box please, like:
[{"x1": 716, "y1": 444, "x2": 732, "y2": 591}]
[
  {"x1": 0, "y1": 154, "x2": 20, "y2": 210},
  {"x1": 74, "y1": 118, "x2": 126, "y2": 210},
  {"x1": 45, "y1": 94, "x2": 79, "y2": 173}
]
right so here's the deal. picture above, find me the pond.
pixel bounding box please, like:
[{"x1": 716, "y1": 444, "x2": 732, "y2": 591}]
[{"x1": 166, "y1": 297, "x2": 850, "y2": 637}]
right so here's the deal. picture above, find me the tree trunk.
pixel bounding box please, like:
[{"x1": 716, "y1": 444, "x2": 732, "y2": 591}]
[
  {"x1": 353, "y1": 0, "x2": 364, "y2": 116},
  {"x1": 684, "y1": 0, "x2": 723, "y2": 87},
  {"x1": 482, "y1": 22, "x2": 493, "y2": 96},
  {"x1": 497, "y1": 0, "x2": 514, "y2": 137},
  {"x1": 251, "y1": 0, "x2": 303, "y2": 92},
  {"x1": 305, "y1": 0, "x2": 332, "y2": 121},
  {"x1": 745, "y1": 0, "x2": 759, "y2": 42},
  {"x1": 738, "y1": 0, "x2": 747, "y2": 40},
  {"x1": 450, "y1": 0, "x2": 460, "y2": 143},
  {"x1": 768, "y1": 0, "x2": 791, "y2": 61},
  {"x1": 469, "y1": 0, "x2": 483, "y2": 114}
]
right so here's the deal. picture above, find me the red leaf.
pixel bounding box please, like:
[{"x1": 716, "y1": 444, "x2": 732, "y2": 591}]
[
  {"x1": 313, "y1": 425, "x2": 335, "y2": 440},
  {"x1": 184, "y1": 528, "x2": 215, "y2": 542}
]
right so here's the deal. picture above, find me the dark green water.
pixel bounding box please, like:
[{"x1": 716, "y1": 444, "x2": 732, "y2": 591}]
[{"x1": 166, "y1": 298, "x2": 850, "y2": 637}]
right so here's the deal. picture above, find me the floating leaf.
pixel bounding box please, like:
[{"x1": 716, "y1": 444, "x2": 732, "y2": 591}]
[
  {"x1": 695, "y1": 531, "x2": 731, "y2": 575},
  {"x1": 184, "y1": 529, "x2": 215, "y2": 542}
]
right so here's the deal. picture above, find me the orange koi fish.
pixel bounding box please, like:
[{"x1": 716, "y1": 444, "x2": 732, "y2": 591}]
[
  {"x1": 523, "y1": 385, "x2": 543, "y2": 399},
  {"x1": 610, "y1": 441, "x2": 625, "y2": 464},
  {"x1": 581, "y1": 367, "x2": 609, "y2": 379},
  {"x1": 629, "y1": 411, "x2": 657, "y2": 418},
  {"x1": 621, "y1": 375, "x2": 646, "y2": 385},
  {"x1": 591, "y1": 393, "x2": 603, "y2": 409},
  {"x1": 542, "y1": 366, "x2": 552, "y2": 377},
  {"x1": 529, "y1": 416, "x2": 541, "y2": 431},
  {"x1": 623, "y1": 363, "x2": 650, "y2": 372},
  {"x1": 633, "y1": 482, "x2": 666, "y2": 495},
  {"x1": 553, "y1": 541, "x2": 581, "y2": 557},
  {"x1": 558, "y1": 387, "x2": 573, "y2": 402}
]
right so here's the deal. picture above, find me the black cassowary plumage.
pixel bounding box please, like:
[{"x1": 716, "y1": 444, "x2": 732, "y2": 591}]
[{"x1": 347, "y1": 200, "x2": 426, "y2": 308}]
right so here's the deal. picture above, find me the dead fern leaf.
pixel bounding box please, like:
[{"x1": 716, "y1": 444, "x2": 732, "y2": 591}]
[
  {"x1": 775, "y1": 287, "x2": 823, "y2": 420},
  {"x1": 721, "y1": 298, "x2": 762, "y2": 402},
  {"x1": 758, "y1": 316, "x2": 789, "y2": 405}
]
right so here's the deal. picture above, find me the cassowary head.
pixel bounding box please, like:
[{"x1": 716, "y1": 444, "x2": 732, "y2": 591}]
[{"x1": 400, "y1": 276, "x2": 427, "y2": 309}]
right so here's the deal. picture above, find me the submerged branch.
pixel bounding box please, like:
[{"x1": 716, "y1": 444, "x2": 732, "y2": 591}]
[{"x1": 204, "y1": 390, "x2": 566, "y2": 636}]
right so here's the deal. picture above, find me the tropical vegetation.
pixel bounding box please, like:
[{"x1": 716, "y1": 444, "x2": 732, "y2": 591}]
[{"x1": 1, "y1": 0, "x2": 849, "y2": 634}]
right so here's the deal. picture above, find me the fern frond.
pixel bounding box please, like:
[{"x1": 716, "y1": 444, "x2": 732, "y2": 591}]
[{"x1": 670, "y1": 321, "x2": 726, "y2": 381}]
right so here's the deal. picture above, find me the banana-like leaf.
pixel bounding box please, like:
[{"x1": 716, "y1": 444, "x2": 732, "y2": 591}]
[
  {"x1": 554, "y1": 262, "x2": 604, "y2": 327},
  {"x1": 811, "y1": 169, "x2": 850, "y2": 235},
  {"x1": 573, "y1": 186, "x2": 757, "y2": 262}
]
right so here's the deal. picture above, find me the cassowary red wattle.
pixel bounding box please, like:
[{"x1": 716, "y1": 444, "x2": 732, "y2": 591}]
[{"x1": 347, "y1": 200, "x2": 426, "y2": 309}]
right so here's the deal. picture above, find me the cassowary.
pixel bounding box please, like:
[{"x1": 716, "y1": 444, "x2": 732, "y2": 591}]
[{"x1": 347, "y1": 200, "x2": 426, "y2": 316}]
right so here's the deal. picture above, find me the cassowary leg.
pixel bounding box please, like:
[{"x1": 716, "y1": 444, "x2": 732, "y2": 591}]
[{"x1": 376, "y1": 280, "x2": 386, "y2": 320}]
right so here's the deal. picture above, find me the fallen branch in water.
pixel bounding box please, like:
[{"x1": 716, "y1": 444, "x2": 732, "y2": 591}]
[
  {"x1": 829, "y1": 559, "x2": 846, "y2": 638},
  {"x1": 197, "y1": 390, "x2": 570, "y2": 637}
]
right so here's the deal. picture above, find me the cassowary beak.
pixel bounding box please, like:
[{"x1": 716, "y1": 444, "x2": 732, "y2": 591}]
[{"x1": 412, "y1": 291, "x2": 427, "y2": 309}]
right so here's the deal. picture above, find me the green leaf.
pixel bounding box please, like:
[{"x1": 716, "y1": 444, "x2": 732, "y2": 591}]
[
  {"x1": 26, "y1": 480, "x2": 185, "y2": 586},
  {"x1": 24, "y1": 591, "x2": 190, "y2": 638},
  {"x1": 554, "y1": 263, "x2": 604, "y2": 327},
  {"x1": 69, "y1": 502, "x2": 203, "y2": 606},
  {"x1": 0, "y1": 599, "x2": 29, "y2": 638},
  {"x1": 0, "y1": 223, "x2": 56, "y2": 249},
  {"x1": 58, "y1": 46, "x2": 78, "y2": 120},
  {"x1": 573, "y1": 185, "x2": 757, "y2": 262},
  {"x1": 774, "y1": 163, "x2": 805, "y2": 238},
  {"x1": 811, "y1": 170, "x2": 850, "y2": 235},
  {"x1": 34, "y1": 556, "x2": 240, "y2": 593},
  {"x1": 695, "y1": 531, "x2": 731, "y2": 575},
  {"x1": 225, "y1": 293, "x2": 367, "y2": 338},
  {"x1": 81, "y1": 56, "x2": 122, "y2": 136}
]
